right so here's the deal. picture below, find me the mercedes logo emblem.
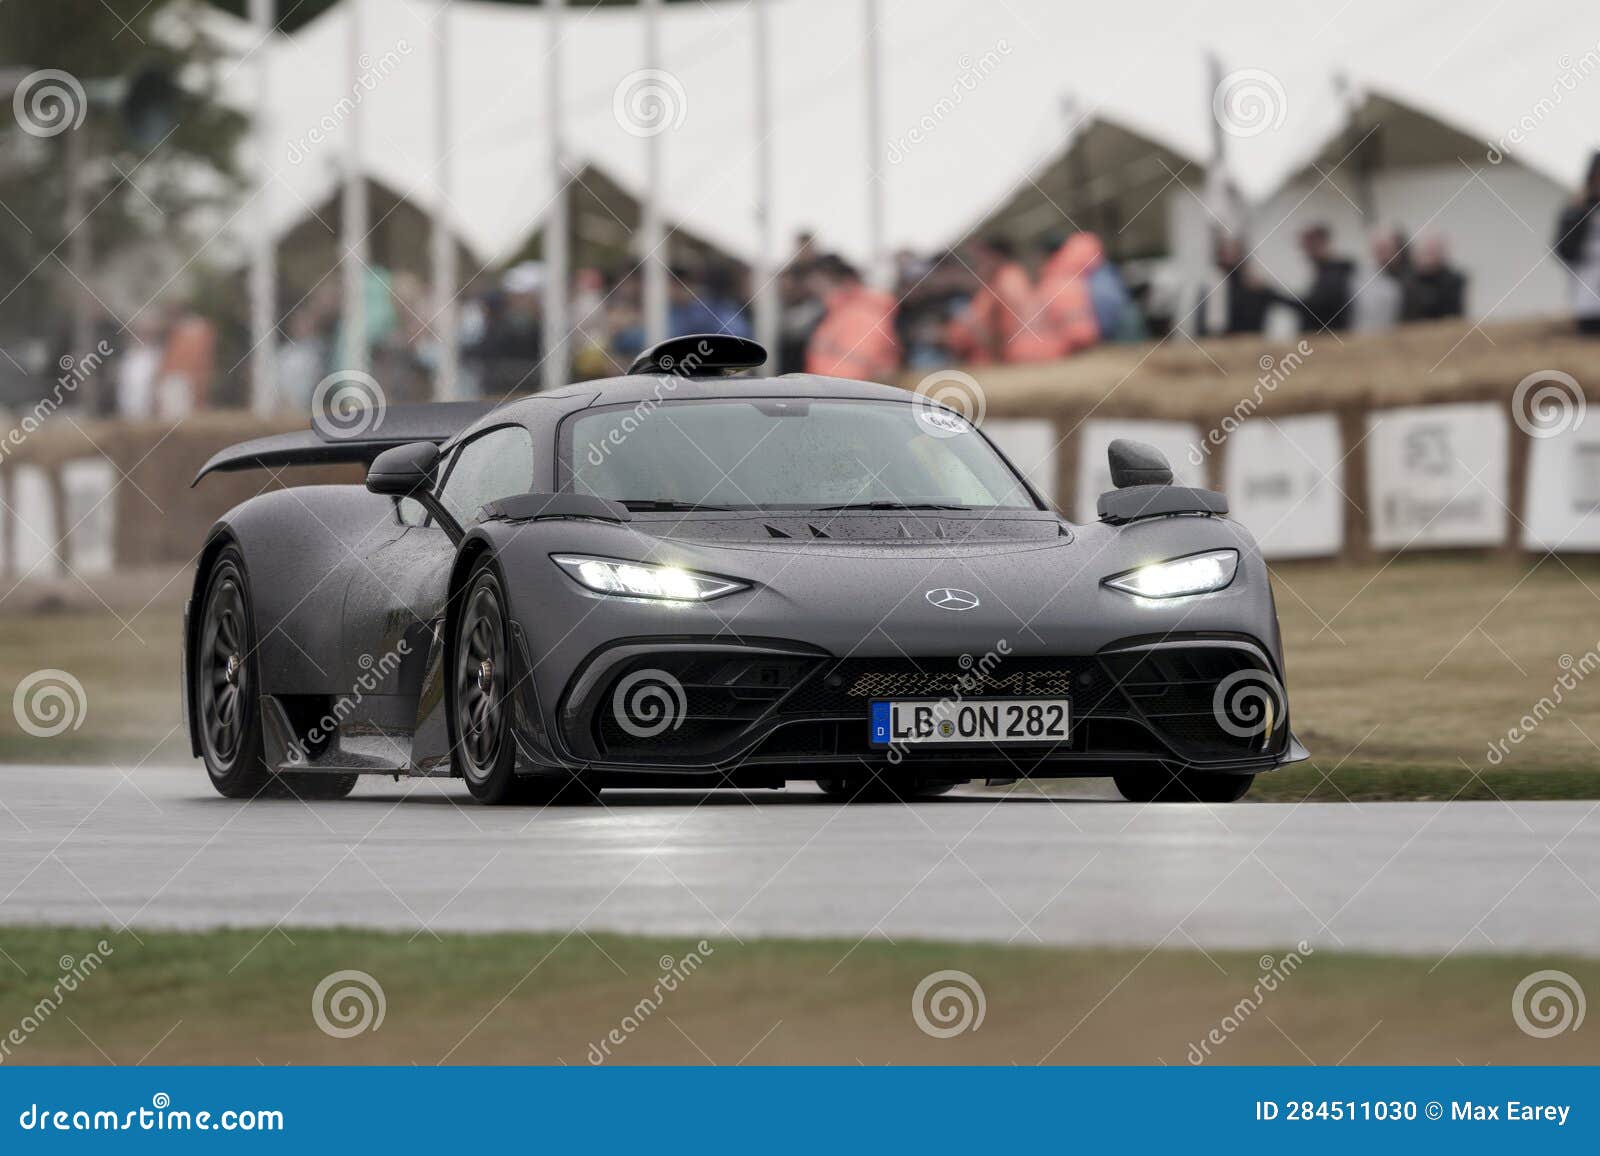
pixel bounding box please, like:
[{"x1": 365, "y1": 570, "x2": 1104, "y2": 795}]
[{"x1": 925, "y1": 587, "x2": 980, "y2": 611}]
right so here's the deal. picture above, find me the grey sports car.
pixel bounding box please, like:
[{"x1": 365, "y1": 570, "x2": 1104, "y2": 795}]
[{"x1": 185, "y1": 334, "x2": 1306, "y2": 805}]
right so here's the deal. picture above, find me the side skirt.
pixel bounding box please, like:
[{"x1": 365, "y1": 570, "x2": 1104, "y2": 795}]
[{"x1": 260, "y1": 695, "x2": 413, "y2": 775}]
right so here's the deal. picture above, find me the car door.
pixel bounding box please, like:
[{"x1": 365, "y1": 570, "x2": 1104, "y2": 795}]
[{"x1": 339, "y1": 426, "x2": 537, "y2": 754}]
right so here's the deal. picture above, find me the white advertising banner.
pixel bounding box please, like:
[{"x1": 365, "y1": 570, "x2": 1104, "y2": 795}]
[
  {"x1": 61, "y1": 456, "x2": 117, "y2": 576},
  {"x1": 1223, "y1": 414, "x2": 1344, "y2": 559},
  {"x1": 980, "y1": 418, "x2": 1059, "y2": 506},
  {"x1": 1367, "y1": 403, "x2": 1508, "y2": 549},
  {"x1": 1075, "y1": 419, "x2": 1204, "y2": 523},
  {"x1": 12, "y1": 464, "x2": 60, "y2": 578},
  {"x1": 1522, "y1": 423, "x2": 1600, "y2": 552}
]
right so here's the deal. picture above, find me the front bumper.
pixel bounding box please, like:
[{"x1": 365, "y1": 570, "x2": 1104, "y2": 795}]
[{"x1": 546, "y1": 634, "x2": 1304, "y2": 780}]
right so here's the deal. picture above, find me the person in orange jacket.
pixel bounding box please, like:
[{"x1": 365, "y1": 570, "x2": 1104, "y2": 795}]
[
  {"x1": 154, "y1": 305, "x2": 219, "y2": 416},
  {"x1": 804, "y1": 255, "x2": 902, "y2": 381},
  {"x1": 1008, "y1": 232, "x2": 1103, "y2": 362},
  {"x1": 947, "y1": 237, "x2": 1033, "y2": 364}
]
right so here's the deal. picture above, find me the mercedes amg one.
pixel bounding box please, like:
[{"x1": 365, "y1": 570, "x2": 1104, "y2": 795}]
[{"x1": 185, "y1": 334, "x2": 1305, "y2": 805}]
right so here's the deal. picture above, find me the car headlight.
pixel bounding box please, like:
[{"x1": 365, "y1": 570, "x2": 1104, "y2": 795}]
[
  {"x1": 1103, "y1": 549, "x2": 1238, "y2": 599},
  {"x1": 551, "y1": 554, "x2": 748, "y2": 601}
]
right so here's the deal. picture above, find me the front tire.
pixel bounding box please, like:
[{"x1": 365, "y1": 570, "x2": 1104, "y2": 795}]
[
  {"x1": 1113, "y1": 768, "x2": 1254, "y2": 803},
  {"x1": 451, "y1": 558, "x2": 557, "y2": 805}
]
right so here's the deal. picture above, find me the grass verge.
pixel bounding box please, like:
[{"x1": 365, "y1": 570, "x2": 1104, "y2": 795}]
[
  {"x1": 0, "y1": 609, "x2": 187, "y2": 766},
  {"x1": 1250, "y1": 760, "x2": 1600, "y2": 802},
  {"x1": 0, "y1": 925, "x2": 1593, "y2": 1066}
]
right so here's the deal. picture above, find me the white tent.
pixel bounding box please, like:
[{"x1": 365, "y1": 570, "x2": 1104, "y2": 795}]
[
  {"x1": 206, "y1": 0, "x2": 1599, "y2": 295},
  {"x1": 1232, "y1": 95, "x2": 1573, "y2": 323}
]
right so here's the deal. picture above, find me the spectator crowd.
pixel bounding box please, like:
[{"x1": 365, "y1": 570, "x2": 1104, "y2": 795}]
[
  {"x1": 14, "y1": 149, "x2": 1600, "y2": 420},
  {"x1": 267, "y1": 214, "x2": 1476, "y2": 407}
]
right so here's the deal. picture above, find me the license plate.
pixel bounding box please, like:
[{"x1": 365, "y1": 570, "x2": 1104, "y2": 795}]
[{"x1": 869, "y1": 698, "x2": 1071, "y2": 746}]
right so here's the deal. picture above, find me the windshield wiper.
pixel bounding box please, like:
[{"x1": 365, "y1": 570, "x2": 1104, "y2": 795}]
[
  {"x1": 617, "y1": 498, "x2": 736, "y2": 512},
  {"x1": 812, "y1": 500, "x2": 972, "y2": 512}
]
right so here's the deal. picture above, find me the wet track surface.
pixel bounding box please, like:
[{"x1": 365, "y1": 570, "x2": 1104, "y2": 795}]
[{"x1": 1, "y1": 766, "x2": 1596, "y2": 955}]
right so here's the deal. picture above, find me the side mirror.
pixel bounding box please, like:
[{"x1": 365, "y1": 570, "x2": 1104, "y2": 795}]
[
  {"x1": 1107, "y1": 439, "x2": 1173, "y2": 488},
  {"x1": 366, "y1": 441, "x2": 440, "y2": 496}
]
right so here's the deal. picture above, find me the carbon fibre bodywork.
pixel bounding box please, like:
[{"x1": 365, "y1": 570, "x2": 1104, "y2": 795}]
[{"x1": 184, "y1": 368, "x2": 1308, "y2": 789}]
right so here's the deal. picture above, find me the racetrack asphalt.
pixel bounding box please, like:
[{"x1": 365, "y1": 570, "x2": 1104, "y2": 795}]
[{"x1": 1, "y1": 765, "x2": 1596, "y2": 956}]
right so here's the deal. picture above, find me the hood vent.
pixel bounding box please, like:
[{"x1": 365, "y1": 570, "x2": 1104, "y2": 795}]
[{"x1": 643, "y1": 514, "x2": 1071, "y2": 545}]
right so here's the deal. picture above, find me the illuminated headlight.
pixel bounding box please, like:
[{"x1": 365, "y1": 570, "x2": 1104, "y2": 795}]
[
  {"x1": 551, "y1": 554, "x2": 748, "y2": 601},
  {"x1": 1103, "y1": 549, "x2": 1239, "y2": 599}
]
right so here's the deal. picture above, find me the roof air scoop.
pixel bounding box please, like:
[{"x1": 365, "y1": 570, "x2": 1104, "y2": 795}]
[{"x1": 627, "y1": 333, "x2": 768, "y2": 377}]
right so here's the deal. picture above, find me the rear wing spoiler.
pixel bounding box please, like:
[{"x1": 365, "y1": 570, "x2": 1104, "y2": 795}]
[{"x1": 191, "y1": 401, "x2": 500, "y2": 486}]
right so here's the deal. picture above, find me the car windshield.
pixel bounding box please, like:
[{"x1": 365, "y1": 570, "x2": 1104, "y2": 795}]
[{"x1": 564, "y1": 398, "x2": 1038, "y2": 510}]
